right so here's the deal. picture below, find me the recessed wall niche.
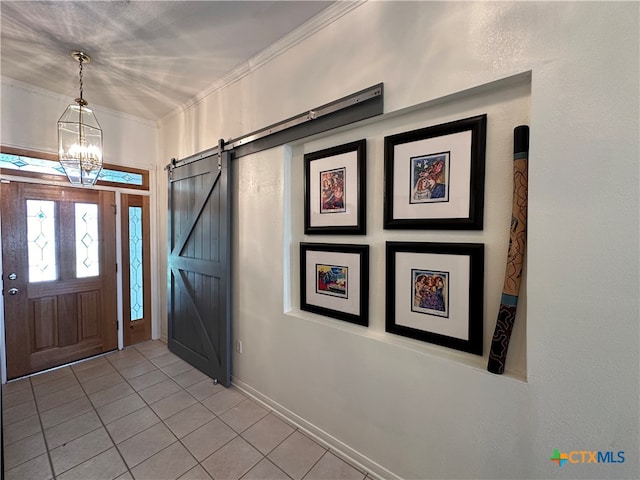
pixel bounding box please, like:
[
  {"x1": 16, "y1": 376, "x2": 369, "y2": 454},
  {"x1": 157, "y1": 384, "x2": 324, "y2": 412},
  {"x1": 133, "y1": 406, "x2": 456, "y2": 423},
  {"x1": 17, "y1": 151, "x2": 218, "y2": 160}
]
[{"x1": 286, "y1": 72, "x2": 531, "y2": 380}]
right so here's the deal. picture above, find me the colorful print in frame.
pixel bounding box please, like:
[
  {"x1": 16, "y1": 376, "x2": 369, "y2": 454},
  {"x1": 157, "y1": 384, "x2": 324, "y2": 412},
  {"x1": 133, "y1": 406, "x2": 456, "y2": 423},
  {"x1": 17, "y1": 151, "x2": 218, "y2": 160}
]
[
  {"x1": 410, "y1": 152, "x2": 450, "y2": 204},
  {"x1": 316, "y1": 264, "x2": 348, "y2": 298},
  {"x1": 411, "y1": 269, "x2": 449, "y2": 318},
  {"x1": 300, "y1": 242, "x2": 369, "y2": 326},
  {"x1": 383, "y1": 114, "x2": 486, "y2": 230},
  {"x1": 385, "y1": 241, "x2": 484, "y2": 355},
  {"x1": 304, "y1": 139, "x2": 366, "y2": 234},
  {"x1": 320, "y1": 167, "x2": 346, "y2": 213}
]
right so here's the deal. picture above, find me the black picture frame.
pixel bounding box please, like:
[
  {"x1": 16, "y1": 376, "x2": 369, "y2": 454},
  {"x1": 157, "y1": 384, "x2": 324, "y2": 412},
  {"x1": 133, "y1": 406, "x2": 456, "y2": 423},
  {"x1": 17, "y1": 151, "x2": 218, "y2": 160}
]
[
  {"x1": 384, "y1": 114, "x2": 487, "y2": 230},
  {"x1": 300, "y1": 242, "x2": 369, "y2": 326},
  {"x1": 385, "y1": 242, "x2": 484, "y2": 355},
  {"x1": 304, "y1": 139, "x2": 366, "y2": 234}
]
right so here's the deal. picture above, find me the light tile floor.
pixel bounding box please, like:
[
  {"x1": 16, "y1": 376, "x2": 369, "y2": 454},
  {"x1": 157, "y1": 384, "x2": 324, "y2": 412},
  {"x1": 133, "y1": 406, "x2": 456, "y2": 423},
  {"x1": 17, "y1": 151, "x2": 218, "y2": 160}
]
[{"x1": 2, "y1": 341, "x2": 371, "y2": 480}]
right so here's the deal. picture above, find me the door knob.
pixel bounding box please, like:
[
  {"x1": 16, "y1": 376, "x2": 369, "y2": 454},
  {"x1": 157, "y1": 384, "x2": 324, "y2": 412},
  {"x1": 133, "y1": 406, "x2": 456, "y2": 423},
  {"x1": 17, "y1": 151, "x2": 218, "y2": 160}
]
[
  {"x1": 7, "y1": 288, "x2": 19, "y2": 295},
  {"x1": 8, "y1": 273, "x2": 17, "y2": 280}
]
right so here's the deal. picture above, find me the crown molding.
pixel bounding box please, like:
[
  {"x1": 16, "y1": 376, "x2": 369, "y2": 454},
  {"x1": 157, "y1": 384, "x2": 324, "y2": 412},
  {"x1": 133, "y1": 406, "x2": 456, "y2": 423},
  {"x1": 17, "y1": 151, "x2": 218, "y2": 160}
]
[
  {"x1": 248, "y1": 0, "x2": 366, "y2": 72},
  {"x1": 1, "y1": 76, "x2": 158, "y2": 128},
  {"x1": 160, "y1": 0, "x2": 367, "y2": 126}
]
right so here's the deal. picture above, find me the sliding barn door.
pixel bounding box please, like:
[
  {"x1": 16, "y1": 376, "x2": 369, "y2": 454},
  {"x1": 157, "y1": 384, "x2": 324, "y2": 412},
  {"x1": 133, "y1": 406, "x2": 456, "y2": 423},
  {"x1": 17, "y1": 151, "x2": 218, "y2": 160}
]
[{"x1": 168, "y1": 152, "x2": 231, "y2": 386}]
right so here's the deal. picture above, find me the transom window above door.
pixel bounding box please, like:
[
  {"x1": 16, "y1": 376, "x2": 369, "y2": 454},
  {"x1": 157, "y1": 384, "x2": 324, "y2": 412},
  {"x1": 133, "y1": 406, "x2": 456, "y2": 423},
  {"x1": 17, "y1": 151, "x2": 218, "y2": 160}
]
[{"x1": 0, "y1": 150, "x2": 149, "y2": 190}]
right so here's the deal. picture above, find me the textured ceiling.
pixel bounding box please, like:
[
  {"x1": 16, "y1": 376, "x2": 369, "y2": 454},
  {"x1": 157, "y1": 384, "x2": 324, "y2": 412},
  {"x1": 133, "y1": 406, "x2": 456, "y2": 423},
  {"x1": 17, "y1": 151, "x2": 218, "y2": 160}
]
[{"x1": 0, "y1": 1, "x2": 334, "y2": 121}]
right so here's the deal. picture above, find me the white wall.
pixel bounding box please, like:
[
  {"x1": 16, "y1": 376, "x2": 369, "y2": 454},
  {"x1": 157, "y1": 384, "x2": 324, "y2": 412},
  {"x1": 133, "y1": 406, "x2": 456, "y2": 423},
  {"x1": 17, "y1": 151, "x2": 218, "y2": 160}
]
[
  {"x1": 158, "y1": 2, "x2": 639, "y2": 479},
  {"x1": 1, "y1": 77, "x2": 158, "y2": 169}
]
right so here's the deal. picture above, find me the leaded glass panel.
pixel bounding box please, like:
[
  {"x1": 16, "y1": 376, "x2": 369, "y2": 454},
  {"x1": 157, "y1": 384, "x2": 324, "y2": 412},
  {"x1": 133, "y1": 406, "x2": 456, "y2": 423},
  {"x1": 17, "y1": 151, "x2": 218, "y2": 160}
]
[
  {"x1": 0, "y1": 153, "x2": 144, "y2": 186},
  {"x1": 129, "y1": 206, "x2": 143, "y2": 320},
  {"x1": 26, "y1": 200, "x2": 57, "y2": 282},
  {"x1": 75, "y1": 203, "x2": 100, "y2": 278}
]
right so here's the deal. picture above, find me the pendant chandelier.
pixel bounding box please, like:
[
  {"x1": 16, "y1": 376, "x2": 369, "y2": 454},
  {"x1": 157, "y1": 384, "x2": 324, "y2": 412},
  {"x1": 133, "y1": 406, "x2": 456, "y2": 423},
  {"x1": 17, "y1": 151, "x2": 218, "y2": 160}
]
[{"x1": 58, "y1": 51, "x2": 103, "y2": 186}]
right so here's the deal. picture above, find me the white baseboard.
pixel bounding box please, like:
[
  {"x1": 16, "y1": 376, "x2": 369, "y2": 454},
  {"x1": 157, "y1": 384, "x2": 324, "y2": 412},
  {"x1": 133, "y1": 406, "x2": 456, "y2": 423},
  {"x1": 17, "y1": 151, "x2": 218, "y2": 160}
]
[{"x1": 232, "y1": 377, "x2": 402, "y2": 480}]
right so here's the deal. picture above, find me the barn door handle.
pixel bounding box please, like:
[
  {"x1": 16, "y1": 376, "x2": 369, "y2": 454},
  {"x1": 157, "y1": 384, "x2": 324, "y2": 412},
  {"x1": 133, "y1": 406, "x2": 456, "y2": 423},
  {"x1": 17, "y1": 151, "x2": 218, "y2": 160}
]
[{"x1": 7, "y1": 288, "x2": 19, "y2": 295}]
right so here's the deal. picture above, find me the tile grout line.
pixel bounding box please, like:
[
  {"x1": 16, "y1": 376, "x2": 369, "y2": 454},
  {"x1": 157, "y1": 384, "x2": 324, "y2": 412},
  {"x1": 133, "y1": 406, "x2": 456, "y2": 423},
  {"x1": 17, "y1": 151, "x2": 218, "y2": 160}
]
[
  {"x1": 238, "y1": 427, "x2": 298, "y2": 480},
  {"x1": 110, "y1": 344, "x2": 206, "y2": 475},
  {"x1": 2, "y1": 368, "x2": 89, "y2": 476},
  {"x1": 68, "y1": 360, "x2": 133, "y2": 480},
  {"x1": 301, "y1": 449, "x2": 330, "y2": 480},
  {"x1": 94, "y1": 346, "x2": 196, "y2": 474},
  {"x1": 133, "y1": 346, "x2": 226, "y2": 477},
  {"x1": 134, "y1": 345, "x2": 245, "y2": 477},
  {"x1": 104, "y1": 345, "x2": 184, "y2": 475},
  {"x1": 6, "y1": 342, "x2": 363, "y2": 480},
  {"x1": 3, "y1": 346, "x2": 176, "y2": 478},
  {"x1": 146, "y1": 350, "x2": 332, "y2": 479},
  {"x1": 26, "y1": 376, "x2": 57, "y2": 480},
  {"x1": 237, "y1": 456, "x2": 294, "y2": 480},
  {"x1": 148, "y1": 344, "x2": 369, "y2": 480},
  {"x1": 106, "y1": 344, "x2": 187, "y2": 476},
  {"x1": 233, "y1": 386, "x2": 373, "y2": 479},
  {"x1": 67, "y1": 347, "x2": 175, "y2": 468},
  {"x1": 125, "y1": 344, "x2": 281, "y2": 478}
]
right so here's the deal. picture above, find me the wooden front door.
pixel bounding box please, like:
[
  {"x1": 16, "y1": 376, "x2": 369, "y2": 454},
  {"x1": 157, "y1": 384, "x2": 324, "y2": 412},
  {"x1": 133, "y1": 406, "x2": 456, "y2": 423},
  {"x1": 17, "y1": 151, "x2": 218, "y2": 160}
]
[
  {"x1": 168, "y1": 151, "x2": 231, "y2": 386},
  {"x1": 1, "y1": 182, "x2": 117, "y2": 379}
]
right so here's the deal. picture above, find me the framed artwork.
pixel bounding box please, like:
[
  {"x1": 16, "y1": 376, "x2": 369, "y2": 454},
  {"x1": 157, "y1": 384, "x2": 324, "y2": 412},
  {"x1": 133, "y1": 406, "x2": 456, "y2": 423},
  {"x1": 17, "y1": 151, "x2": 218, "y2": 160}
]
[
  {"x1": 385, "y1": 242, "x2": 484, "y2": 355},
  {"x1": 384, "y1": 114, "x2": 487, "y2": 229},
  {"x1": 300, "y1": 242, "x2": 369, "y2": 326},
  {"x1": 304, "y1": 139, "x2": 366, "y2": 234}
]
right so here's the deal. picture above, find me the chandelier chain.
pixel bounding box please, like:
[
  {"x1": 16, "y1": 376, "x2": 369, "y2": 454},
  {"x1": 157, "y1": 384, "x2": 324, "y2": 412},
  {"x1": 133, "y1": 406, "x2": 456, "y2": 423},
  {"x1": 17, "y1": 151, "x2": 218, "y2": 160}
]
[{"x1": 78, "y1": 57, "x2": 84, "y2": 102}]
